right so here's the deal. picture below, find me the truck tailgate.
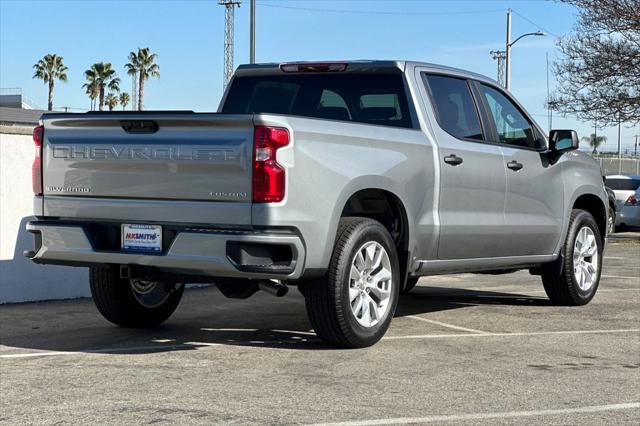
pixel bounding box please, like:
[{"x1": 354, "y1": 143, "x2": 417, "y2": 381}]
[{"x1": 41, "y1": 113, "x2": 254, "y2": 224}]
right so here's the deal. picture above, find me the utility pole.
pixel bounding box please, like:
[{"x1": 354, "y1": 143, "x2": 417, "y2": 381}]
[
  {"x1": 490, "y1": 50, "x2": 506, "y2": 87},
  {"x1": 546, "y1": 52, "x2": 550, "y2": 132},
  {"x1": 503, "y1": 8, "x2": 544, "y2": 91},
  {"x1": 505, "y1": 8, "x2": 512, "y2": 91},
  {"x1": 250, "y1": 0, "x2": 256, "y2": 64},
  {"x1": 219, "y1": 0, "x2": 241, "y2": 90}
]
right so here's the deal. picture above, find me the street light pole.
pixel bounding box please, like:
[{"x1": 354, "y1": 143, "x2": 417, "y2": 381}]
[
  {"x1": 505, "y1": 9, "x2": 512, "y2": 90},
  {"x1": 504, "y1": 8, "x2": 545, "y2": 91},
  {"x1": 250, "y1": 0, "x2": 256, "y2": 64}
]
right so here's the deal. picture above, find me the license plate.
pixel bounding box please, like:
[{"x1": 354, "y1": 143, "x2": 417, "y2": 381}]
[{"x1": 122, "y1": 224, "x2": 162, "y2": 253}]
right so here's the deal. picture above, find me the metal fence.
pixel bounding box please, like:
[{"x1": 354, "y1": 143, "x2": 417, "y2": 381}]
[{"x1": 591, "y1": 155, "x2": 640, "y2": 176}]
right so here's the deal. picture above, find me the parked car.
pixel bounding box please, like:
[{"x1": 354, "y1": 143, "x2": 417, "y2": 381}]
[
  {"x1": 616, "y1": 187, "x2": 640, "y2": 230},
  {"x1": 26, "y1": 61, "x2": 609, "y2": 348},
  {"x1": 604, "y1": 175, "x2": 640, "y2": 230}
]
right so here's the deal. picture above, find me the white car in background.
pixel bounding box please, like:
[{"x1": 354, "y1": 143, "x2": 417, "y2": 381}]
[{"x1": 605, "y1": 175, "x2": 640, "y2": 230}]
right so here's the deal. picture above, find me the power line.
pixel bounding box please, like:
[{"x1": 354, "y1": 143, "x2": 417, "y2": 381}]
[
  {"x1": 255, "y1": 2, "x2": 504, "y2": 16},
  {"x1": 511, "y1": 9, "x2": 561, "y2": 39}
]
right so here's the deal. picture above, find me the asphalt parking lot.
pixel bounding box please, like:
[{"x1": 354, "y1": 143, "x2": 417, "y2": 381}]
[{"x1": 1, "y1": 241, "x2": 639, "y2": 425}]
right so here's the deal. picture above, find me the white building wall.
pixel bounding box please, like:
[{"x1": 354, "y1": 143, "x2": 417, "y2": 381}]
[{"x1": 0, "y1": 132, "x2": 89, "y2": 303}]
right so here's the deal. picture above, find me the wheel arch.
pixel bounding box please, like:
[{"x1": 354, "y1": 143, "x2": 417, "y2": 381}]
[
  {"x1": 330, "y1": 181, "x2": 414, "y2": 286},
  {"x1": 572, "y1": 193, "x2": 608, "y2": 243}
]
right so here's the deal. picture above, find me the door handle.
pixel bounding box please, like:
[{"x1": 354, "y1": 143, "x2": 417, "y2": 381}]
[
  {"x1": 444, "y1": 154, "x2": 463, "y2": 166},
  {"x1": 507, "y1": 160, "x2": 524, "y2": 171}
]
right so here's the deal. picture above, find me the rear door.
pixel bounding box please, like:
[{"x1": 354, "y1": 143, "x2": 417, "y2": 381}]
[
  {"x1": 421, "y1": 74, "x2": 507, "y2": 259},
  {"x1": 476, "y1": 83, "x2": 563, "y2": 256}
]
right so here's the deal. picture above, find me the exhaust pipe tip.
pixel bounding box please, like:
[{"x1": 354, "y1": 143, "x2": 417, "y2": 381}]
[{"x1": 258, "y1": 280, "x2": 289, "y2": 297}]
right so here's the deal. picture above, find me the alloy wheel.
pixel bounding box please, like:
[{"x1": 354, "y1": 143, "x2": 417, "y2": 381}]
[
  {"x1": 572, "y1": 226, "x2": 599, "y2": 291},
  {"x1": 349, "y1": 241, "x2": 393, "y2": 328}
]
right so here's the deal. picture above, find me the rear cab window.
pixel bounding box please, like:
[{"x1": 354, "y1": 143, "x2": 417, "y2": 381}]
[{"x1": 222, "y1": 73, "x2": 416, "y2": 129}]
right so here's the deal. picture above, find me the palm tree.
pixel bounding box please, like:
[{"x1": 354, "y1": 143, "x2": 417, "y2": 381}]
[
  {"x1": 105, "y1": 93, "x2": 119, "y2": 111},
  {"x1": 84, "y1": 80, "x2": 99, "y2": 111},
  {"x1": 582, "y1": 133, "x2": 607, "y2": 154},
  {"x1": 32, "y1": 54, "x2": 68, "y2": 111},
  {"x1": 83, "y1": 62, "x2": 120, "y2": 111},
  {"x1": 119, "y1": 92, "x2": 130, "y2": 110},
  {"x1": 125, "y1": 47, "x2": 160, "y2": 110}
]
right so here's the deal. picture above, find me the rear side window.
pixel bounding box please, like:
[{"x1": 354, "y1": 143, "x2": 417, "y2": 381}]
[
  {"x1": 605, "y1": 178, "x2": 640, "y2": 191},
  {"x1": 424, "y1": 74, "x2": 484, "y2": 141},
  {"x1": 222, "y1": 73, "x2": 415, "y2": 128},
  {"x1": 479, "y1": 84, "x2": 542, "y2": 150}
]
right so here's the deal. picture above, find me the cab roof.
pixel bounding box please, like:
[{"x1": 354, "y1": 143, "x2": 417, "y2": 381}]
[{"x1": 234, "y1": 60, "x2": 498, "y2": 85}]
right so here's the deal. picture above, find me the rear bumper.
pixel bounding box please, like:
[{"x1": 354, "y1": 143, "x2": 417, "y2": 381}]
[{"x1": 25, "y1": 221, "x2": 306, "y2": 280}]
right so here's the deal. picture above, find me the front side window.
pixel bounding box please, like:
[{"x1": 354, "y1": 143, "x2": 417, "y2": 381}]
[
  {"x1": 480, "y1": 84, "x2": 542, "y2": 149},
  {"x1": 424, "y1": 74, "x2": 484, "y2": 141}
]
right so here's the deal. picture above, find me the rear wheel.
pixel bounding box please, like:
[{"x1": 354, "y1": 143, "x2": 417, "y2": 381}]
[
  {"x1": 90, "y1": 266, "x2": 184, "y2": 327},
  {"x1": 303, "y1": 217, "x2": 400, "y2": 348},
  {"x1": 542, "y1": 209, "x2": 602, "y2": 306}
]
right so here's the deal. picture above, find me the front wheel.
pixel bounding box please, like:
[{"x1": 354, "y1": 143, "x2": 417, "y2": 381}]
[
  {"x1": 303, "y1": 217, "x2": 400, "y2": 348},
  {"x1": 542, "y1": 209, "x2": 603, "y2": 306},
  {"x1": 90, "y1": 266, "x2": 184, "y2": 327}
]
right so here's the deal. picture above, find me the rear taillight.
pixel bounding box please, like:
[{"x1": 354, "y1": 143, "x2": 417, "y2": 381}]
[
  {"x1": 32, "y1": 125, "x2": 44, "y2": 195},
  {"x1": 625, "y1": 194, "x2": 638, "y2": 206},
  {"x1": 252, "y1": 126, "x2": 289, "y2": 203}
]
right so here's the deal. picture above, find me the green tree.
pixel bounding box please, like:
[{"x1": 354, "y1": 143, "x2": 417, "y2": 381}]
[
  {"x1": 32, "y1": 54, "x2": 68, "y2": 111},
  {"x1": 83, "y1": 62, "x2": 120, "y2": 111},
  {"x1": 105, "y1": 92, "x2": 119, "y2": 111},
  {"x1": 84, "y1": 80, "x2": 99, "y2": 111},
  {"x1": 119, "y1": 92, "x2": 130, "y2": 110},
  {"x1": 582, "y1": 133, "x2": 608, "y2": 154},
  {"x1": 553, "y1": 0, "x2": 639, "y2": 125},
  {"x1": 125, "y1": 47, "x2": 160, "y2": 110}
]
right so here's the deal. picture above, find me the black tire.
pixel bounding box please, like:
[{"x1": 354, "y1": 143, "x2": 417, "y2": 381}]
[
  {"x1": 607, "y1": 205, "x2": 616, "y2": 235},
  {"x1": 303, "y1": 217, "x2": 400, "y2": 348},
  {"x1": 90, "y1": 266, "x2": 184, "y2": 327},
  {"x1": 401, "y1": 277, "x2": 419, "y2": 294},
  {"x1": 542, "y1": 209, "x2": 603, "y2": 306}
]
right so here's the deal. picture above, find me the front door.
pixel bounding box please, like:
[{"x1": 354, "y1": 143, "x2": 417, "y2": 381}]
[
  {"x1": 421, "y1": 74, "x2": 508, "y2": 260},
  {"x1": 477, "y1": 83, "x2": 563, "y2": 256}
]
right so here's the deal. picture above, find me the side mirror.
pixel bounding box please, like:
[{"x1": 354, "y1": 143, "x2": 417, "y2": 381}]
[{"x1": 549, "y1": 129, "x2": 579, "y2": 153}]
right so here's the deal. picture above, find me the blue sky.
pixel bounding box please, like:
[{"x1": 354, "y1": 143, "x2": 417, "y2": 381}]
[{"x1": 1, "y1": 0, "x2": 638, "y2": 151}]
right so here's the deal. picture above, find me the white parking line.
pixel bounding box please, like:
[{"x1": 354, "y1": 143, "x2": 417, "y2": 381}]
[
  {"x1": 406, "y1": 316, "x2": 489, "y2": 334},
  {"x1": 311, "y1": 402, "x2": 640, "y2": 425},
  {"x1": 601, "y1": 275, "x2": 639, "y2": 280},
  {"x1": 0, "y1": 343, "x2": 193, "y2": 359},
  {"x1": 2, "y1": 329, "x2": 638, "y2": 359},
  {"x1": 384, "y1": 328, "x2": 640, "y2": 341}
]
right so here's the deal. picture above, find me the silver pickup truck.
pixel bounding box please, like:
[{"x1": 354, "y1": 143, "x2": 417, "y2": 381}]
[{"x1": 26, "y1": 61, "x2": 608, "y2": 348}]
